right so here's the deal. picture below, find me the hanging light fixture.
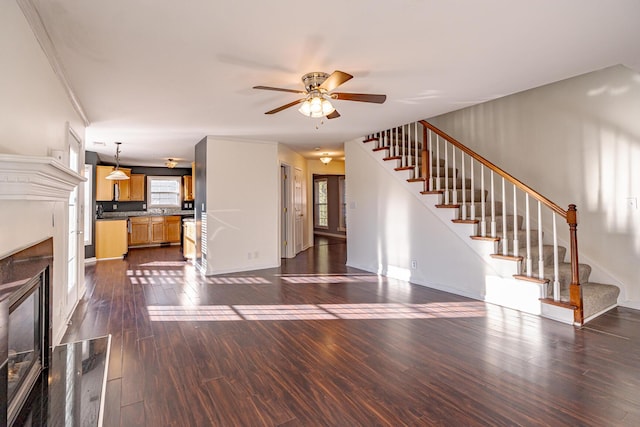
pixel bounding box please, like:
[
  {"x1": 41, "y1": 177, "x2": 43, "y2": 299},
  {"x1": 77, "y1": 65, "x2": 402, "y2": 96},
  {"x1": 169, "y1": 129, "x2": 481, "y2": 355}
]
[
  {"x1": 106, "y1": 142, "x2": 130, "y2": 180},
  {"x1": 166, "y1": 158, "x2": 178, "y2": 168},
  {"x1": 320, "y1": 153, "x2": 332, "y2": 165}
]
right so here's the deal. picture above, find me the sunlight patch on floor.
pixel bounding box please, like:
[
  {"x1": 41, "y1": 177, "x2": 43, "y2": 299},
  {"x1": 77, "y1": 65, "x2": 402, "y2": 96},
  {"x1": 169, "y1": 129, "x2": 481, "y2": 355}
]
[{"x1": 146, "y1": 301, "x2": 487, "y2": 322}]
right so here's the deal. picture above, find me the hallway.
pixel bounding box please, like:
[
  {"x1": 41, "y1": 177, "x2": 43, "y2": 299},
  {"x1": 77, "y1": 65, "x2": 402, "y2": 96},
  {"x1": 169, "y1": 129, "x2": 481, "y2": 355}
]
[{"x1": 64, "y1": 239, "x2": 640, "y2": 426}]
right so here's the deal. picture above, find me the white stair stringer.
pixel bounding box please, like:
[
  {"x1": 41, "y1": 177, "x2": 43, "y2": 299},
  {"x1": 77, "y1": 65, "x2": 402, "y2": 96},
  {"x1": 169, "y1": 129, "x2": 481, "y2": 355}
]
[{"x1": 359, "y1": 139, "x2": 546, "y2": 316}]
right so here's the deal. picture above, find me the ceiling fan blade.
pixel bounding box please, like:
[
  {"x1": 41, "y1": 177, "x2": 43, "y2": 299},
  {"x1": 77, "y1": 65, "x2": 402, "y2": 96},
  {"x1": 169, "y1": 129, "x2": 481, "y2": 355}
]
[
  {"x1": 265, "y1": 98, "x2": 305, "y2": 114},
  {"x1": 319, "y1": 70, "x2": 353, "y2": 92},
  {"x1": 326, "y1": 110, "x2": 341, "y2": 119},
  {"x1": 332, "y1": 92, "x2": 387, "y2": 104},
  {"x1": 253, "y1": 85, "x2": 306, "y2": 94}
]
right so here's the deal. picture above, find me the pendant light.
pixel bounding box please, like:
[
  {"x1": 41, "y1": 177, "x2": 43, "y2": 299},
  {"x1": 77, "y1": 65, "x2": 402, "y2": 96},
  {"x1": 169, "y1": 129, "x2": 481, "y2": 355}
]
[{"x1": 106, "y1": 142, "x2": 130, "y2": 180}]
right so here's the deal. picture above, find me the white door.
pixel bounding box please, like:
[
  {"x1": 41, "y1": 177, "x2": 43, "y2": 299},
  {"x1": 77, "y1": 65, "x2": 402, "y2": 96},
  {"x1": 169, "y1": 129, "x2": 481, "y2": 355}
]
[
  {"x1": 66, "y1": 128, "x2": 81, "y2": 320},
  {"x1": 294, "y1": 168, "x2": 304, "y2": 254}
]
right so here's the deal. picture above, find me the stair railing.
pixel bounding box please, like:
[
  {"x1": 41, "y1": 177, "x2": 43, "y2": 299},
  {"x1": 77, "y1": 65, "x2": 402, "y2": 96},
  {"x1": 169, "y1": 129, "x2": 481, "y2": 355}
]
[{"x1": 365, "y1": 121, "x2": 583, "y2": 324}]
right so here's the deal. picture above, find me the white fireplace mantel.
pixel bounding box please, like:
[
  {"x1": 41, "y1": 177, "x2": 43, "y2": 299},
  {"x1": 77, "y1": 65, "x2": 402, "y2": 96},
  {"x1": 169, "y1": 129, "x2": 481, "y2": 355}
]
[{"x1": 0, "y1": 154, "x2": 86, "y2": 201}]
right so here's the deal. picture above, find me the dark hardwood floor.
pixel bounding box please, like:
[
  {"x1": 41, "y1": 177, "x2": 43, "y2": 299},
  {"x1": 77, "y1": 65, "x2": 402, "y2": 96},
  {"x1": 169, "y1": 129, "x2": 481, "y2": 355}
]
[{"x1": 64, "y1": 236, "x2": 640, "y2": 426}]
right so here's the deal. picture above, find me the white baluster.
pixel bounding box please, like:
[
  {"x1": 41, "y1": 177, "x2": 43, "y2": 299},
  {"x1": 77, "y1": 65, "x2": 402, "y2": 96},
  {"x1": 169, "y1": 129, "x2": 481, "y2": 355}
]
[
  {"x1": 502, "y1": 178, "x2": 508, "y2": 255},
  {"x1": 525, "y1": 194, "x2": 532, "y2": 277},
  {"x1": 461, "y1": 153, "x2": 467, "y2": 220},
  {"x1": 470, "y1": 159, "x2": 475, "y2": 220},
  {"x1": 452, "y1": 147, "x2": 457, "y2": 205},
  {"x1": 401, "y1": 127, "x2": 406, "y2": 167},
  {"x1": 538, "y1": 201, "x2": 544, "y2": 280},
  {"x1": 444, "y1": 140, "x2": 450, "y2": 205},
  {"x1": 428, "y1": 130, "x2": 434, "y2": 191},
  {"x1": 402, "y1": 124, "x2": 415, "y2": 166},
  {"x1": 552, "y1": 213, "x2": 560, "y2": 300},
  {"x1": 480, "y1": 165, "x2": 486, "y2": 236},
  {"x1": 414, "y1": 122, "x2": 419, "y2": 178},
  {"x1": 490, "y1": 172, "x2": 496, "y2": 238},
  {"x1": 435, "y1": 136, "x2": 441, "y2": 191},
  {"x1": 513, "y1": 185, "x2": 519, "y2": 258}
]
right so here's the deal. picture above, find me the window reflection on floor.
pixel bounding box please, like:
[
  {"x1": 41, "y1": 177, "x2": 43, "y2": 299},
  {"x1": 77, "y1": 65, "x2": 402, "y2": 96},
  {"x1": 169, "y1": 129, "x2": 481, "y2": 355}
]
[{"x1": 146, "y1": 301, "x2": 487, "y2": 322}]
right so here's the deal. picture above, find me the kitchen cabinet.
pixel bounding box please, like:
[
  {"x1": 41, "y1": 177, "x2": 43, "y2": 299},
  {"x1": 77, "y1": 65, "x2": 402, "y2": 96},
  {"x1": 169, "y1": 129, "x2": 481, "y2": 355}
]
[
  {"x1": 150, "y1": 217, "x2": 165, "y2": 243},
  {"x1": 129, "y1": 174, "x2": 145, "y2": 201},
  {"x1": 183, "y1": 175, "x2": 193, "y2": 201},
  {"x1": 165, "y1": 216, "x2": 181, "y2": 242},
  {"x1": 95, "y1": 165, "x2": 114, "y2": 201},
  {"x1": 183, "y1": 219, "x2": 195, "y2": 260},
  {"x1": 115, "y1": 168, "x2": 132, "y2": 201},
  {"x1": 96, "y1": 166, "x2": 131, "y2": 201},
  {"x1": 128, "y1": 217, "x2": 150, "y2": 246},
  {"x1": 95, "y1": 219, "x2": 128, "y2": 259},
  {"x1": 128, "y1": 215, "x2": 182, "y2": 247}
]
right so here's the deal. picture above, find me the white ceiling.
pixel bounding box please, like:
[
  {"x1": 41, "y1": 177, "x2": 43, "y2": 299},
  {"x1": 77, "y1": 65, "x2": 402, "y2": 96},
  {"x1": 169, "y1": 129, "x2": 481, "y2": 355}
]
[{"x1": 30, "y1": 0, "x2": 640, "y2": 167}]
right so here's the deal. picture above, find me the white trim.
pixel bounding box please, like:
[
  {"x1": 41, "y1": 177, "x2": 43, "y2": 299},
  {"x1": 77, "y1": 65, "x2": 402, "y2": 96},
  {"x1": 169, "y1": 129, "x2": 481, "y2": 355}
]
[
  {"x1": 17, "y1": 0, "x2": 90, "y2": 126},
  {"x1": 0, "y1": 154, "x2": 86, "y2": 200}
]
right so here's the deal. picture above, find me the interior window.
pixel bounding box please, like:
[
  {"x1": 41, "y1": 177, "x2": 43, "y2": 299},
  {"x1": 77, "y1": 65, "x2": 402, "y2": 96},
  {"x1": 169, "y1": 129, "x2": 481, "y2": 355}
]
[{"x1": 314, "y1": 178, "x2": 328, "y2": 228}]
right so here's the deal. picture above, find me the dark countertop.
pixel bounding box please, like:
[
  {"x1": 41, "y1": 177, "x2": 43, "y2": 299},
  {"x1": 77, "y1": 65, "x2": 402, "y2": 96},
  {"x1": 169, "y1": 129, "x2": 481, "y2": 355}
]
[{"x1": 101, "y1": 210, "x2": 194, "y2": 219}]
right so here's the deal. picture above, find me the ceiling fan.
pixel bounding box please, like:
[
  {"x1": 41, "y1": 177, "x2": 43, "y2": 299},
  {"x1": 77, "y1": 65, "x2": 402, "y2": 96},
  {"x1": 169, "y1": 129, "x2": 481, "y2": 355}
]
[{"x1": 253, "y1": 70, "x2": 386, "y2": 119}]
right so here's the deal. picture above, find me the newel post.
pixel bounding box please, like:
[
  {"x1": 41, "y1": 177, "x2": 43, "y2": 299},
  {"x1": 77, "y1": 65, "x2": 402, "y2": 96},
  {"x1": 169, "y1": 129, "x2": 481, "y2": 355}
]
[
  {"x1": 422, "y1": 125, "x2": 429, "y2": 192},
  {"x1": 567, "y1": 204, "x2": 583, "y2": 324}
]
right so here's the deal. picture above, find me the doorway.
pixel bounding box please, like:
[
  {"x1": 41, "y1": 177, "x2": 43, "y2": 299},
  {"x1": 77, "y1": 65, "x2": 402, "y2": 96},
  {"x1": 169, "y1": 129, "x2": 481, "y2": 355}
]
[{"x1": 313, "y1": 174, "x2": 346, "y2": 239}]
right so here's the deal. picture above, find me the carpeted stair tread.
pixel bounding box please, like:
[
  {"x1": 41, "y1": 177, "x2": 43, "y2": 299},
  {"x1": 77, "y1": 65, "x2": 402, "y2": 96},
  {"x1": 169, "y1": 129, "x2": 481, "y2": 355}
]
[
  {"x1": 558, "y1": 282, "x2": 620, "y2": 319},
  {"x1": 539, "y1": 262, "x2": 592, "y2": 291}
]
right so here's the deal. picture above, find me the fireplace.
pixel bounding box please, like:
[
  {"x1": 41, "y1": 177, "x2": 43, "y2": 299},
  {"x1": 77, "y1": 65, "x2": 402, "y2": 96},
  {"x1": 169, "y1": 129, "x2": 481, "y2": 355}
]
[{"x1": 0, "y1": 238, "x2": 52, "y2": 427}]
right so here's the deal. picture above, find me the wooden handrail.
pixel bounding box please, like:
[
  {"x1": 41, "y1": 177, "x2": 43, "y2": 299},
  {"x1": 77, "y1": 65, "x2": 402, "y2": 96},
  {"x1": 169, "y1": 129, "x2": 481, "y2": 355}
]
[{"x1": 419, "y1": 120, "x2": 567, "y2": 219}]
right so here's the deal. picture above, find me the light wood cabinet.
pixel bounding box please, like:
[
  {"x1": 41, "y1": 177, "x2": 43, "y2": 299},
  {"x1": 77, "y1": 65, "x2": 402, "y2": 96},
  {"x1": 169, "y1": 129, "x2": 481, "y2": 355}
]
[
  {"x1": 150, "y1": 217, "x2": 165, "y2": 243},
  {"x1": 96, "y1": 165, "x2": 114, "y2": 201},
  {"x1": 115, "y1": 168, "x2": 132, "y2": 201},
  {"x1": 95, "y1": 219, "x2": 128, "y2": 259},
  {"x1": 128, "y1": 217, "x2": 150, "y2": 246},
  {"x1": 96, "y1": 166, "x2": 132, "y2": 201},
  {"x1": 165, "y1": 216, "x2": 181, "y2": 242},
  {"x1": 129, "y1": 174, "x2": 145, "y2": 201},
  {"x1": 183, "y1": 176, "x2": 194, "y2": 201},
  {"x1": 128, "y1": 215, "x2": 182, "y2": 247}
]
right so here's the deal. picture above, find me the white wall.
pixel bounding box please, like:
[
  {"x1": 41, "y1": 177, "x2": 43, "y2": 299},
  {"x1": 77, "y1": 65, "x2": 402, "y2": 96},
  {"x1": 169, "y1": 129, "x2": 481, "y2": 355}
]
[
  {"x1": 345, "y1": 139, "x2": 494, "y2": 300},
  {"x1": 430, "y1": 65, "x2": 640, "y2": 308},
  {"x1": 0, "y1": 0, "x2": 86, "y2": 343},
  {"x1": 204, "y1": 137, "x2": 279, "y2": 274}
]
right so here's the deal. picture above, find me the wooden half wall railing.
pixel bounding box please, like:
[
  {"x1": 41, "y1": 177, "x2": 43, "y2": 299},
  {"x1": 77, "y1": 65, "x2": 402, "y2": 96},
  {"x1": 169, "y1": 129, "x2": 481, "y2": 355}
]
[{"x1": 365, "y1": 121, "x2": 583, "y2": 324}]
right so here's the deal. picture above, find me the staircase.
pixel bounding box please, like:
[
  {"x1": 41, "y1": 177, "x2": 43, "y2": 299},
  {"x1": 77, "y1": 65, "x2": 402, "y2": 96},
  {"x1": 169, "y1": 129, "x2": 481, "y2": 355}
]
[{"x1": 362, "y1": 121, "x2": 620, "y2": 325}]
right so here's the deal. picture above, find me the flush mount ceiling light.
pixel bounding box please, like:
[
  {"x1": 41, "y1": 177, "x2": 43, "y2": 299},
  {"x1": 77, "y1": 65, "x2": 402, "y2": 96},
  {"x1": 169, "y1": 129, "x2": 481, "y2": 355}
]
[
  {"x1": 166, "y1": 158, "x2": 178, "y2": 168},
  {"x1": 106, "y1": 142, "x2": 130, "y2": 180},
  {"x1": 320, "y1": 153, "x2": 332, "y2": 165}
]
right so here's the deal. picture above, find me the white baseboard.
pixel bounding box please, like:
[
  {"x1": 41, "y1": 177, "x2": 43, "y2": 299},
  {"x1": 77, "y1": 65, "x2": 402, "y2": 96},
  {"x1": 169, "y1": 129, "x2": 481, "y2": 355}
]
[{"x1": 619, "y1": 300, "x2": 640, "y2": 311}]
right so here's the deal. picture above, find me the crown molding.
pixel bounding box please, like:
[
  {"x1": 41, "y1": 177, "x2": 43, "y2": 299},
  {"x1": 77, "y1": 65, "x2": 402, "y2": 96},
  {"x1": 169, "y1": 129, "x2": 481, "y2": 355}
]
[
  {"x1": 17, "y1": 0, "x2": 90, "y2": 126},
  {"x1": 0, "y1": 154, "x2": 86, "y2": 201}
]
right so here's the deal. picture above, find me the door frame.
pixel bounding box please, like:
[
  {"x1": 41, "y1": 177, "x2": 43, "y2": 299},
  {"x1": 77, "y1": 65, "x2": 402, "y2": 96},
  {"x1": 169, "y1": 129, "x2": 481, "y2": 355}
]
[{"x1": 280, "y1": 163, "x2": 296, "y2": 258}]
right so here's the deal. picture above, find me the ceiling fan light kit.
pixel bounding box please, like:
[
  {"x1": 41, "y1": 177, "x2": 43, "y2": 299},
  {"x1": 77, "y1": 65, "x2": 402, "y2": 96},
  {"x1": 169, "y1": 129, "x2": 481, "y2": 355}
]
[{"x1": 254, "y1": 70, "x2": 386, "y2": 119}]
